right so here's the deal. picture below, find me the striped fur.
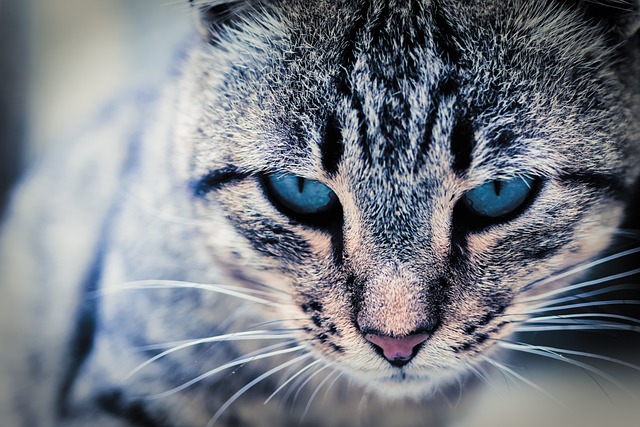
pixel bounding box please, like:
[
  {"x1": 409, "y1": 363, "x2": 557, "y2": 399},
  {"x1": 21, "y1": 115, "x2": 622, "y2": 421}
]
[{"x1": 1, "y1": 1, "x2": 639, "y2": 426}]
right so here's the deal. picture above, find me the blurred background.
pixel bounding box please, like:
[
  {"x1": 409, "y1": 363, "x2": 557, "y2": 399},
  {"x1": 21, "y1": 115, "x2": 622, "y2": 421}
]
[{"x1": 0, "y1": 0, "x2": 191, "y2": 211}]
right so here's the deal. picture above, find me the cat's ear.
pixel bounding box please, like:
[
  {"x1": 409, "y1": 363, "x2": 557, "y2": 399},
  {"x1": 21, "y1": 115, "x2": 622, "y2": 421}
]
[
  {"x1": 569, "y1": 0, "x2": 640, "y2": 40},
  {"x1": 189, "y1": 0, "x2": 263, "y2": 43}
]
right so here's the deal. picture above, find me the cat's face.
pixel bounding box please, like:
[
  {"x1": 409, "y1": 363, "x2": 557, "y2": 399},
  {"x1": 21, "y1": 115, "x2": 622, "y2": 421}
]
[{"x1": 182, "y1": 0, "x2": 640, "y2": 398}]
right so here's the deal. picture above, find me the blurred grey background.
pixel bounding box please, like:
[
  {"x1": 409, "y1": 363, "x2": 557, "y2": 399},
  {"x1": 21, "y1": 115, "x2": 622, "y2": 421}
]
[{"x1": 0, "y1": 0, "x2": 191, "y2": 210}]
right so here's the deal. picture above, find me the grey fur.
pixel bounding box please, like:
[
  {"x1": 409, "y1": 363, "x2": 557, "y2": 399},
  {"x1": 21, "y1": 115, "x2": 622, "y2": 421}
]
[{"x1": 1, "y1": 1, "x2": 640, "y2": 426}]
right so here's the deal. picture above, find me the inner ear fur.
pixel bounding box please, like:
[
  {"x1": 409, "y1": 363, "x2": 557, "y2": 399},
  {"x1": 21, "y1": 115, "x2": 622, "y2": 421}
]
[{"x1": 189, "y1": 0, "x2": 264, "y2": 43}]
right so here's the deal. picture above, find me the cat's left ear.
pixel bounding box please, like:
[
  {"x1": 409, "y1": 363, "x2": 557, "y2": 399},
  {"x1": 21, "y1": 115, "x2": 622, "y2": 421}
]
[{"x1": 188, "y1": 0, "x2": 264, "y2": 43}]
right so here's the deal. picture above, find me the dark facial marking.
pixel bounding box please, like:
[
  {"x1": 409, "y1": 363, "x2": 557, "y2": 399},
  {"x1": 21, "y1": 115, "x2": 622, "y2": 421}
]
[
  {"x1": 416, "y1": 74, "x2": 459, "y2": 170},
  {"x1": 478, "y1": 312, "x2": 494, "y2": 327},
  {"x1": 316, "y1": 333, "x2": 329, "y2": 344},
  {"x1": 475, "y1": 333, "x2": 489, "y2": 344},
  {"x1": 326, "y1": 322, "x2": 339, "y2": 336},
  {"x1": 334, "y1": 0, "x2": 372, "y2": 165},
  {"x1": 311, "y1": 314, "x2": 323, "y2": 328},
  {"x1": 320, "y1": 114, "x2": 344, "y2": 176},
  {"x1": 463, "y1": 323, "x2": 477, "y2": 335},
  {"x1": 330, "y1": 343, "x2": 345, "y2": 353},
  {"x1": 193, "y1": 165, "x2": 248, "y2": 196},
  {"x1": 559, "y1": 172, "x2": 626, "y2": 199},
  {"x1": 430, "y1": 5, "x2": 460, "y2": 64},
  {"x1": 301, "y1": 300, "x2": 323, "y2": 314},
  {"x1": 450, "y1": 117, "x2": 474, "y2": 174},
  {"x1": 329, "y1": 210, "x2": 345, "y2": 265},
  {"x1": 493, "y1": 128, "x2": 516, "y2": 149}
]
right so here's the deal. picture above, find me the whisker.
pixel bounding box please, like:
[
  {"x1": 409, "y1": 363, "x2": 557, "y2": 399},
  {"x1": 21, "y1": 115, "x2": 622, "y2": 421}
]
[
  {"x1": 527, "y1": 300, "x2": 640, "y2": 315},
  {"x1": 206, "y1": 353, "x2": 313, "y2": 427},
  {"x1": 321, "y1": 370, "x2": 345, "y2": 404},
  {"x1": 127, "y1": 331, "x2": 297, "y2": 379},
  {"x1": 611, "y1": 228, "x2": 640, "y2": 239},
  {"x1": 136, "y1": 325, "x2": 301, "y2": 352},
  {"x1": 247, "y1": 318, "x2": 308, "y2": 330},
  {"x1": 515, "y1": 324, "x2": 640, "y2": 333},
  {"x1": 479, "y1": 355, "x2": 562, "y2": 404},
  {"x1": 465, "y1": 363, "x2": 499, "y2": 395},
  {"x1": 144, "y1": 344, "x2": 306, "y2": 399},
  {"x1": 524, "y1": 313, "x2": 640, "y2": 326},
  {"x1": 522, "y1": 266, "x2": 640, "y2": 303},
  {"x1": 529, "y1": 283, "x2": 639, "y2": 309},
  {"x1": 264, "y1": 358, "x2": 324, "y2": 404},
  {"x1": 497, "y1": 341, "x2": 636, "y2": 397},
  {"x1": 357, "y1": 391, "x2": 371, "y2": 427},
  {"x1": 521, "y1": 247, "x2": 640, "y2": 298},
  {"x1": 228, "y1": 339, "x2": 304, "y2": 365},
  {"x1": 99, "y1": 280, "x2": 286, "y2": 305},
  {"x1": 505, "y1": 342, "x2": 640, "y2": 373},
  {"x1": 300, "y1": 366, "x2": 337, "y2": 423},
  {"x1": 291, "y1": 362, "x2": 333, "y2": 406},
  {"x1": 280, "y1": 361, "x2": 320, "y2": 409}
]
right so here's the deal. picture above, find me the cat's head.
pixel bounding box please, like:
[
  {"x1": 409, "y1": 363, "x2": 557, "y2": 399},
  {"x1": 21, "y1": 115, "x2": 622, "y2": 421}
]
[{"x1": 182, "y1": 0, "x2": 640, "y2": 397}]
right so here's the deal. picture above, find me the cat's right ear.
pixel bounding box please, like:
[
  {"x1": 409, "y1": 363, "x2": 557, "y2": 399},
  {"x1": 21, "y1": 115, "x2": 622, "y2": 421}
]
[{"x1": 189, "y1": 0, "x2": 261, "y2": 43}]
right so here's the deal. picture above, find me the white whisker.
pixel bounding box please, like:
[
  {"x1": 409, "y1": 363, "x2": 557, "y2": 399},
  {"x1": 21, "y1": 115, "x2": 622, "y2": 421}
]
[
  {"x1": 357, "y1": 391, "x2": 371, "y2": 427},
  {"x1": 100, "y1": 280, "x2": 285, "y2": 306},
  {"x1": 524, "y1": 313, "x2": 640, "y2": 326},
  {"x1": 515, "y1": 324, "x2": 640, "y2": 333},
  {"x1": 292, "y1": 362, "x2": 333, "y2": 406},
  {"x1": 466, "y1": 363, "x2": 499, "y2": 395},
  {"x1": 280, "y1": 362, "x2": 320, "y2": 408},
  {"x1": 206, "y1": 353, "x2": 313, "y2": 427},
  {"x1": 523, "y1": 266, "x2": 640, "y2": 303},
  {"x1": 510, "y1": 342, "x2": 640, "y2": 373},
  {"x1": 527, "y1": 299, "x2": 640, "y2": 314},
  {"x1": 529, "y1": 283, "x2": 638, "y2": 309},
  {"x1": 229, "y1": 340, "x2": 304, "y2": 364},
  {"x1": 248, "y1": 318, "x2": 308, "y2": 330},
  {"x1": 264, "y1": 358, "x2": 324, "y2": 404},
  {"x1": 301, "y1": 366, "x2": 337, "y2": 422},
  {"x1": 479, "y1": 356, "x2": 562, "y2": 404},
  {"x1": 321, "y1": 370, "x2": 345, "y2": 404},
  {"x1": 127, "y1": 331, "x2": 297, "y2": 379},
  {"x1": 521, "y1": 247, "x2": 640, "y2": 300},
  {"x1": 497, "y1": 341, "x2": 637, "y2": 396},
  {"x1": 144, "y1": 345, "x2": 306, "y2": 400}
]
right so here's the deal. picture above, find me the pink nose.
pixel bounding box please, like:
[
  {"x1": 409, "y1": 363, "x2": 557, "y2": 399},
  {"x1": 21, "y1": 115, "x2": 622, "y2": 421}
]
[{"x1": 364, "y1": 332, "x2": 430, "y2": 366}]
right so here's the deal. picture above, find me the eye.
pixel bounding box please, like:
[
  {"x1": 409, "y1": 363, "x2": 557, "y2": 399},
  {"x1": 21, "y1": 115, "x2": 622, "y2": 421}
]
[
  {"x1": 263, "y1": 174, "x2": 340, "y2": 218},
  {"x1": 461, "y1": 176, "x2": 536, "y2": 219}
]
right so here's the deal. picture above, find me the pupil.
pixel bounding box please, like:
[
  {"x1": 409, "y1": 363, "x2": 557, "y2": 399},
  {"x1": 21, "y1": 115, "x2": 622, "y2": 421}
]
[
  {"x1": 493, "y1": 180, "x2": 502, "y2": 196},
  {"x1": 297, "y1": 176, "x2": 305, "y2": 193}
]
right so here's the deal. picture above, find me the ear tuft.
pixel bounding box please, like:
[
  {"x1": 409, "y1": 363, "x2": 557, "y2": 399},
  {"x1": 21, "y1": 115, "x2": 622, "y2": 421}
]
[{"x1": 189, "y1": 0, "x2": 260, "y2": 43}]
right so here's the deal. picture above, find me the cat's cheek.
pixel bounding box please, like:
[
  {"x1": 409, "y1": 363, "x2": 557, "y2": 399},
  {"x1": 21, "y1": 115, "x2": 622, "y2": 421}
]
[{"x1": 301, "y1": 230, "x2": 335, "y2": 262}]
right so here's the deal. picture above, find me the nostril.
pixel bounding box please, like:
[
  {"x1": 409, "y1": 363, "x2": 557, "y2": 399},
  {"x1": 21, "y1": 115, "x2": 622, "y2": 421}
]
[{"x1": 364, "y1": 332, "x2": 431, "y2": 367}]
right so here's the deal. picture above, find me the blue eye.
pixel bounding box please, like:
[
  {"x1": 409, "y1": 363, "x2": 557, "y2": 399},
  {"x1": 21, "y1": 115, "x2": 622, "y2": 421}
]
[
  {"x1": 461, "y1": 176, "x2": 536, "y2": 219},
  {"x1": 264, "y1": 174, "x2": 339, "y2": 216}
]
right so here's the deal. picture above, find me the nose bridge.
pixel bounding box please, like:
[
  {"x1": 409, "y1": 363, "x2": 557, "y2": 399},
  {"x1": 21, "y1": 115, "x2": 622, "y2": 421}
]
[{"x1": 356, "y1": 263, "x2": 434, "y2": 337}]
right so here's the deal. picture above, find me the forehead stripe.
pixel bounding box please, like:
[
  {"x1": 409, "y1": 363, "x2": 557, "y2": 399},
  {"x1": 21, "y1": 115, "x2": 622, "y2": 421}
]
[
  {"x1": 450, "y1": 116, "x2": 474, "y2": 174},
  {"x1": 321, "y1": 114, "x2": 344, "y2": 176}
]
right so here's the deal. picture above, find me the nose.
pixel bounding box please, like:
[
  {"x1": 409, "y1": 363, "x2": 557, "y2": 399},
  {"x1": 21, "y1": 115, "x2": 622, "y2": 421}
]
[{"x1": 364, "y1": 332, "x2": 431, "y2": 367}]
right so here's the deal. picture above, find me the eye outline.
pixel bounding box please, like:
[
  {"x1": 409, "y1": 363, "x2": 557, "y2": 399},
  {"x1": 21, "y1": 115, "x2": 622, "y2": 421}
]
[
  {"x1": 453, "y1": 176, "x2": 542, "y2": 230},
  {"x1": 260, "y1": 173, "x2": 342, "y2": 228}
]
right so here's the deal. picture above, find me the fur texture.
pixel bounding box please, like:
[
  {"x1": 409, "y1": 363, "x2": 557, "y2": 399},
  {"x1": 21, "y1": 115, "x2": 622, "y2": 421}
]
[{"x1": 1, "y1": 1, "x2": 640, "y2": 426}]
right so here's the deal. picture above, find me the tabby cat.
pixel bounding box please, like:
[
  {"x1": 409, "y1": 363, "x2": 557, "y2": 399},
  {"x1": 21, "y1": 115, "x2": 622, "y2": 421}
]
[{"x1": 1, "y1": 0, "x2": 640, "y2": 426}]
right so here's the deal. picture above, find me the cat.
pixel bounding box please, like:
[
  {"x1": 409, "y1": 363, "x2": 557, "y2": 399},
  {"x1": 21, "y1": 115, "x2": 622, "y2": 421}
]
[{"x1": 1, "y1": 0, "x2": 640, "y2": 426}]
